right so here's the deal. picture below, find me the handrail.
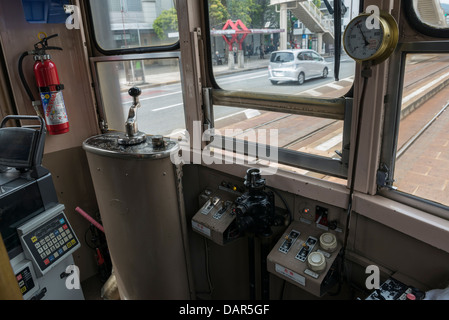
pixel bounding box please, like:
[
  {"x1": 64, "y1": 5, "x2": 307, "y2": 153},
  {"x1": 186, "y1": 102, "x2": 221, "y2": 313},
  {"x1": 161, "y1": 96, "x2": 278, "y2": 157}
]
[
  {"x1": 212, "y1": 89, "x2": 346, "y2": 120},
  {"x1": 298, "y1": 0, "x2": 334, "y2": 35}
]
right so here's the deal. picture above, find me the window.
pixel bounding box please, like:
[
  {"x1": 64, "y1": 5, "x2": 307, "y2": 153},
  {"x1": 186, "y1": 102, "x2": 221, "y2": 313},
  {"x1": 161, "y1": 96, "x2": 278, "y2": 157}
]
[
  {"x1": 378, "y1": 3, "x2": 449, "y2": 218},
  {"x1": 206, "y1": 0, "x2": 360, "y2": 181},
  {"x1": 88, "y1": 0, "x2": 185, "y2": 138},
  {"x1": 91, "y1": 54, "x2": 185, "y2": 137},
  {"x1": 391, "y1": 53, "x2": 449, "y2": 209},
  {"x1": 404, "y1": 0, "x2": 449, "y2": 38},
  {"x1": 270, "y1": 52, "x2": 294, "y2": 62},
  {"x1": 413, "y1": 0, "x2": 448, "y2": 29},
  {"x1": 89, "y1": 0, "x2": 179, "y2": 52}
]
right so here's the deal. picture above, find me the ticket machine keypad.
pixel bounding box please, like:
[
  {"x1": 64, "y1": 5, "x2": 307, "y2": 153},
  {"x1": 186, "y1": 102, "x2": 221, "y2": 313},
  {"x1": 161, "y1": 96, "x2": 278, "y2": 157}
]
[{"x1": 22, "y1": 212, "x2": 79, "y2": 273}]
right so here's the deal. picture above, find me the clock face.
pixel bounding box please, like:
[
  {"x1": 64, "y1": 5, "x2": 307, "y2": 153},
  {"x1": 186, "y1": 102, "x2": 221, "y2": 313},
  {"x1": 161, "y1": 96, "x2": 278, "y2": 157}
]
[{"x1": 343, "y1": 15, "x2": 385, "y2": 61}]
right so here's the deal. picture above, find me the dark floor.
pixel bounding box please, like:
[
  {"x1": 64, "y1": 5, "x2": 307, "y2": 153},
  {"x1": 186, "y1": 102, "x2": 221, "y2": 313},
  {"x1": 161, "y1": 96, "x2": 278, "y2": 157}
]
[{"x1": 81, "y1": 275, "x2": 104, "y2": 300}]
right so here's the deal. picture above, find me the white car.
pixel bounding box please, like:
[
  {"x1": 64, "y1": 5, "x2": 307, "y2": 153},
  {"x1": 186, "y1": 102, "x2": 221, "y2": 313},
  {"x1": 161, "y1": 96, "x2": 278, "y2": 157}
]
[{"x1": 268, "y1": 49, "x2": 329, "y2": 85}]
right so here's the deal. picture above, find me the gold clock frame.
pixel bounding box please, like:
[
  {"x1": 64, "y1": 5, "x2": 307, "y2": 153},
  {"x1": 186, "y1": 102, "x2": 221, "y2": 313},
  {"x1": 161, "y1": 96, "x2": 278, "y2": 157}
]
[{"x1": 343, "y1": 11, "x2": 399, "y2": 66}]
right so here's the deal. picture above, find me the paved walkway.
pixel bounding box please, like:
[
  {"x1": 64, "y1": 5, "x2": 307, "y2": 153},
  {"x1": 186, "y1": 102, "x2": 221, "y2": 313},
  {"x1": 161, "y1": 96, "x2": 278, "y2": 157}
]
[{"x1": 119, "y1": 52, "x2": 346, "y2": 91}]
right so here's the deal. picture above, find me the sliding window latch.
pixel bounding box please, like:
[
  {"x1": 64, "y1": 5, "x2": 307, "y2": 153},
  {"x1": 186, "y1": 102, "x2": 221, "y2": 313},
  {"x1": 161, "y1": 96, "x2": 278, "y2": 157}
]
[{"x1": 377, "y1": 163, "x2": 397, "y2": 190}]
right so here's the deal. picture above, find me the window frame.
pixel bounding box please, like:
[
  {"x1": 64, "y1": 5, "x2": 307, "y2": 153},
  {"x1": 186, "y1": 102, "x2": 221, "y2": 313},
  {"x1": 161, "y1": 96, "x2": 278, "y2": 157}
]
[
  {"x1": 379, "y1": 40, "x2": 449, "y2": 221},
  {"x1": 89, "y1": 51, "x2": 184, "y2": 132},
  {"x1": 85, "y1": 0, "x2": 180, "y2": 56},
  {"x1": 403, "y1": 0, "x2": 449, "y2": 39},
  {"x1": 202, "y1": 0, "x2": 357, "y2": 179}
]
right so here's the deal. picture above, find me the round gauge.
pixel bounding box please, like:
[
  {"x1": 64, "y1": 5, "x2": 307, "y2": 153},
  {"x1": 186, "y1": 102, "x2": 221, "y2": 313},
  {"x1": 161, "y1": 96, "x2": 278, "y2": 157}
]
[{"x1": 343, "y1": 11, "x2": 398, "y2": 65}]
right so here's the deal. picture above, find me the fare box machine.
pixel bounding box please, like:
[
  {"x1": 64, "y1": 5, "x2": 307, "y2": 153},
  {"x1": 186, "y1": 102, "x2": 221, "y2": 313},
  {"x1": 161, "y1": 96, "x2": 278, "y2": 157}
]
[{"x1": 0, "y1": 116, "x2": 84, "y2": 300}]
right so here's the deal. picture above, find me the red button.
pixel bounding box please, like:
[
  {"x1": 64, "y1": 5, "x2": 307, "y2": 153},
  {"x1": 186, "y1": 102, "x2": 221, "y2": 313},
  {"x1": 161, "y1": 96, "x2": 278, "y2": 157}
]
[
  {"x1": 406, "y1": 293, "x2": 416, "y2": 300},
  {"x1": 44, "y1": 259, "x2": 50, "y2": 265},
  {"x1": 63, "y1": 224, "x2": 68, "y2": 230}
]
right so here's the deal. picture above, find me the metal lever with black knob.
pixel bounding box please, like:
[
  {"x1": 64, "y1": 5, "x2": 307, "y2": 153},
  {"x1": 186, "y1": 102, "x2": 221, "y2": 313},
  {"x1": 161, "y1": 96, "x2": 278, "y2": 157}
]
[{"x1": 118, "y1": 87, "x2": 147, "y2": 146}]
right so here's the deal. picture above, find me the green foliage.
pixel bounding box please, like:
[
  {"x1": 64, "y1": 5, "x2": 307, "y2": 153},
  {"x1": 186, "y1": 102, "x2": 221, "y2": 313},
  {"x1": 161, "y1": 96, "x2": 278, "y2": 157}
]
[
  {"x1": 153, "y1": 7, "x2": 178, "y2": 40},
  {"x1": 209, "y1": 0, "x2": 230, "y2": 28},
  {"x1": 155, "y1": 1, "x2": 281, "y2": 37},
  {"x1": 227, "y1": 0, "x2": 255, "y2": 26},
  {"x1": 252, "y1": 0, "x2": 279, "y2": 28}
]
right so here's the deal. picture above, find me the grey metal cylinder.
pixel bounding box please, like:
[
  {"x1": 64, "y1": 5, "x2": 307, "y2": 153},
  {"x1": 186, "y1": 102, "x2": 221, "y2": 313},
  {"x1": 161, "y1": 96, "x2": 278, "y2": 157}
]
[{"x1": 83, "y1": 133, "x2": 190, "y2": 300}]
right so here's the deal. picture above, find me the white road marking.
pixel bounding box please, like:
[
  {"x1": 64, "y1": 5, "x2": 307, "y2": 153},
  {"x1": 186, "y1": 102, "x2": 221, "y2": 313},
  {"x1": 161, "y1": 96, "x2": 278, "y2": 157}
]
[
  {"x1": 402, "y1": 71, "x2": 449, "y2": 104},
  {"x1": 152, "y1": 103, "x2": 183, "y2": 112},
  {"x1": 315, "y1": 135, "x2": 343, "y2": 151}
]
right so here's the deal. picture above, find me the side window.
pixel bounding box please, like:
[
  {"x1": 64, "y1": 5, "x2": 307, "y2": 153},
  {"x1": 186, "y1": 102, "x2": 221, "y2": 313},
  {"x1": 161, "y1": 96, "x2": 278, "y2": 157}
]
[
  {"x1": 379, "y1": 2, "x2": 449, "y2": 218},
  {"x1": 88, "y1": 0, "x2": 185, "y2": 138},
  {"x1": 89, "y1": 0, "x2": 179, "y2": 52},
  {"x1": 207, "y1": 0, "x2": 360, "y2": 181},
  {"x1": 412, "y1": 0, "x2": 448, "y2": 28},
  {"x1": 389, "y1": 53, "x2": 449, "y2": 209},
  {"x1": 312, "y1": 52, "x2": 323, "y2": 61},
  {"x1": 404, "y1": 1, "x2": 449, "y2": 38}
]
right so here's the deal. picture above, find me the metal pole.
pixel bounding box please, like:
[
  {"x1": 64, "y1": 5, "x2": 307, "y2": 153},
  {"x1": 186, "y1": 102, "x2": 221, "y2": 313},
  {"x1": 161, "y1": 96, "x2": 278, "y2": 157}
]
[{"x1": 248, "y1": 235, "x2": 256, "y2": 300}]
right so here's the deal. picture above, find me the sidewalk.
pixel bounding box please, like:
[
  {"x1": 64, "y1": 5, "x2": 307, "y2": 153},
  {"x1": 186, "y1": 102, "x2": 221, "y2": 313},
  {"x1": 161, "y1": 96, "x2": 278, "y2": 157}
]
[
  {"x1": 120, "y1": 55, "x2": 271, "y2": 91},
  {"x1": 119, "y1": 52, "x2": 350, "y2": 91}
]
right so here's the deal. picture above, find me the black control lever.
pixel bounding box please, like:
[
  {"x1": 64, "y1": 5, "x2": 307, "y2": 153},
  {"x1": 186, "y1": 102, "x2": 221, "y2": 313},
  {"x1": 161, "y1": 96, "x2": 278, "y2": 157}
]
[{"x1": 31, "y1": 287, "x2": 47, "y2": 300}]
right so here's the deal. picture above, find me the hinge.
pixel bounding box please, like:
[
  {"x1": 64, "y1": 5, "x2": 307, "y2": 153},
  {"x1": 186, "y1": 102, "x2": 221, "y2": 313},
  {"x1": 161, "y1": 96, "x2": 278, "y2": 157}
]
[
  {"x1": 202, "y1": 87, "x2": 213, "y2": 128},
  {"x1": 202, "y1": 87, "x2": 215, "y2": 141},
  {"x1": 192, "y1": 27, "x2": 203, "y2": 106},
  {"x1": 377, "y1": 163, "x2": 397, "y2": 190}
]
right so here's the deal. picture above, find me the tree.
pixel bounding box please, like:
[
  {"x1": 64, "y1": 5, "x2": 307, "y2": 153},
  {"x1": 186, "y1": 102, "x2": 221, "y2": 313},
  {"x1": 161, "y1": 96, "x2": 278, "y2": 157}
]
[
  {"x1": 209, "y1": 0, "x2": 229, "y2": 29},
  {"x1": 227, "y1": 0, "x2": 255, "y2": 26},
  {"x1": 153, "y1": 7, "x2": 178, "y2": 40}
]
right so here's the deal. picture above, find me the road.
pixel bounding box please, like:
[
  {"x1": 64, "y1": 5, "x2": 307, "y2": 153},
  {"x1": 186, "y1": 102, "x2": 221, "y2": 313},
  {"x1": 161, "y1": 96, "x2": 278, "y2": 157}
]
[{"x1": 121, "y1": 59, "x2": 356, "y2": 136}]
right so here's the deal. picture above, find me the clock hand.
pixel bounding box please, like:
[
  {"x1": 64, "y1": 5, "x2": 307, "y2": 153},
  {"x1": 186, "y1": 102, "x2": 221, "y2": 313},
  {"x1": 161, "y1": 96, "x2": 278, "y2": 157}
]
[{"x1": 358, "y1": 25, "x2": 370, "y2": 46}]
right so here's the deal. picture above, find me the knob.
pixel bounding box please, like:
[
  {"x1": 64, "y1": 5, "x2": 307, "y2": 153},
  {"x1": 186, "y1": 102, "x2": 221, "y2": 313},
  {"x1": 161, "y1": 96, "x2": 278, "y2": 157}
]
[
  {"x1": 151, "y1": 135, "x2": 164, "y2": 148},
  {"x1": 307, "y1": 251, "x2": 326, "y2": 273},
  {"x1": 319, "y1": 232, "x2": 337, "y2": 252},
  {"x1": 128, "y1": 87, "x2": 142, "y2": 98}
]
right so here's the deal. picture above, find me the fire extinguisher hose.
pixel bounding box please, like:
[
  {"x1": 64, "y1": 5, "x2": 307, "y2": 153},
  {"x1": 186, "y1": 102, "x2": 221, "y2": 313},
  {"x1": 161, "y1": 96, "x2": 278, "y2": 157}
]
[
  {"x1": 18, "y1": 51, "x2": 35, "y2": 102},
  {"x1": 18, "y1": 51, "x2": 44, "y2": 118},
  {"x1": 19, "y1": 51, "x2": 44, "y2": 118}
]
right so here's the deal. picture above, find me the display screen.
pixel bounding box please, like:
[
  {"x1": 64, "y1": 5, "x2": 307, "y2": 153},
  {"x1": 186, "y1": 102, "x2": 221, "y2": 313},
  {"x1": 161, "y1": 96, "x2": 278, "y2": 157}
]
[
  {"x1": 0, "y1": 128, "x2": 37, "y2": 168},
  {"x1": 0, "y1": 181, "x2": 44, "y2": 254}
]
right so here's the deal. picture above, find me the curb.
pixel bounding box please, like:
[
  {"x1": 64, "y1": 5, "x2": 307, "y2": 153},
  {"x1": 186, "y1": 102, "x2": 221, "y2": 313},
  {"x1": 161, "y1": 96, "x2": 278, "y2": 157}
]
[{"x1": 401, "y1": 72, "x2": 449, "y2": 120}]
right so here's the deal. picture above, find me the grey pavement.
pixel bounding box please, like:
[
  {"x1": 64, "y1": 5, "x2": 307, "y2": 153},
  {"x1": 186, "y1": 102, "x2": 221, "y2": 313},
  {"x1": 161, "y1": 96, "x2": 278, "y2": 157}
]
[{"x1": 119, "y1": 52, "x2": 352, "y2": 91}]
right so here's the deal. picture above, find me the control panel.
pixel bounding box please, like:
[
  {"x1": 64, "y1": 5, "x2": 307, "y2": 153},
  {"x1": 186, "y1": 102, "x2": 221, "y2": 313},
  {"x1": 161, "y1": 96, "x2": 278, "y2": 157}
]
[
  {"x1": 12, "y1": 260, "x2": 39, "y2": 300},
  {"x1": 18, "y1": 204, "x2": 80, "y2": 276},
  {"x1": 365, "y1": 278, "x2": 425, "y2": 300},
  {"x1": 191, "y1": 182, "x2": 242, "y2": 246},
  {"x1": 267, "y1": 220, "x2": 342, "y2": 297},
  {"x1": 279, "y1": 230, "x2": 300, "y2": 254}
]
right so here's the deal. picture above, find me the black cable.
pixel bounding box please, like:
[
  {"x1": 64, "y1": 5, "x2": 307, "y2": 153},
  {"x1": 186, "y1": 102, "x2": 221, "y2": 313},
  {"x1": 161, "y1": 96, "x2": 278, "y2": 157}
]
[
  {"x1": 84, "y1": 225, "x2": 97, "y2": 250},
  {"x1": 334, "y1": 0, "x2": 342, "y2": 81},
  {"x1": 265, "y1": 185, "x2": 293, "y2": 224},
  {"x1": 340, "y1": 65, "x2": 372, "y2": 285}
]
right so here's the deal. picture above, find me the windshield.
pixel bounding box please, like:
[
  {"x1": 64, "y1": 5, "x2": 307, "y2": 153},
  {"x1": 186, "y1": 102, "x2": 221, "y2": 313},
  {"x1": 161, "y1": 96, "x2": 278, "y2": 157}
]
[{"x1": 270, "y1": 52, "x2": 294, "y2": 63}]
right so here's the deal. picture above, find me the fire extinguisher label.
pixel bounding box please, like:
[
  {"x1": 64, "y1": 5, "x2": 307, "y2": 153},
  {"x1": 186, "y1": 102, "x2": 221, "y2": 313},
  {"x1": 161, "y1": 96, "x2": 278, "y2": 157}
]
[{"x1": 40, "y1": 91, "x2": 68, "y2": 125}]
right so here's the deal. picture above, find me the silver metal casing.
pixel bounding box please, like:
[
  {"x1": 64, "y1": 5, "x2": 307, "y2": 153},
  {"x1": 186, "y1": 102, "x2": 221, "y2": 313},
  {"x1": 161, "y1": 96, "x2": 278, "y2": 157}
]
[{"x1": 83, "y1": 133, "x2": 190, "y2": 300}]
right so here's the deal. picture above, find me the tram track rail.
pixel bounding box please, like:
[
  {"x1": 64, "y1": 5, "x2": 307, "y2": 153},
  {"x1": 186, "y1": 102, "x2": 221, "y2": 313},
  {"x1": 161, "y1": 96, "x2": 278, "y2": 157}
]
[
  {"x1": 213, "y1": 54, "x2": 449, "y2": 178},
  {"x1": 397, "y1": 101, "x2": 449, "y2": 160}
]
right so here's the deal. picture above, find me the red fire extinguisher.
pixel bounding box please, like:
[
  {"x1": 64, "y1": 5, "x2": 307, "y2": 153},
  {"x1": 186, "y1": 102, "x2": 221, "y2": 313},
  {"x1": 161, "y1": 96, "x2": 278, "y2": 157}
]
[{"x1": 19, "y1": 34, "x2": 69, "y2": 135}]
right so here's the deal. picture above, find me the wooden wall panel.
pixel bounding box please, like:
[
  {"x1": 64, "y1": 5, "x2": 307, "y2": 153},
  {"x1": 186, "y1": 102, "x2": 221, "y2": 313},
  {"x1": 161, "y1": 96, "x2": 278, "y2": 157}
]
[{"x1": 0, "y1": 0, "x2": 100, "y2": 153}]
